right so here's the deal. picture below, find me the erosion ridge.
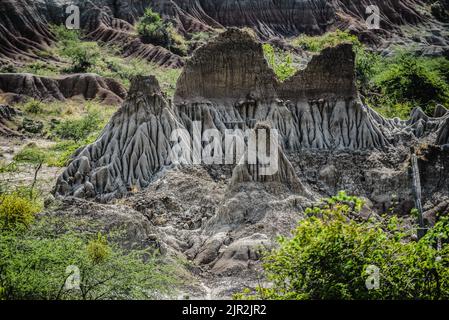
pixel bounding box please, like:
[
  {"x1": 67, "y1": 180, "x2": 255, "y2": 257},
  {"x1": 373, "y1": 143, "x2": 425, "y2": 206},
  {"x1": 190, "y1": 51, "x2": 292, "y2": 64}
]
[
  {"x1": 1, "y1": 0, "x2": 448, "y2": 69},
  {"x1": 0, "y1": 73, "x2": 127, "y2": 105}
]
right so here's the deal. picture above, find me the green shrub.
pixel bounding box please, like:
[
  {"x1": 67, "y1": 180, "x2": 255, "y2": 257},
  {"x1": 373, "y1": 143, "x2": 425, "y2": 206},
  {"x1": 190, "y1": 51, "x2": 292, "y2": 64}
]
[
  {"x1": 50, "y1": 25, "x2": 102, "y2": 73},
  {"x1": 263, "y1": 43, "x2": 297, "y2": 82},
  {"x1": 0, "y1": 227, "x2": 178, "y2": 300},
  {"x1": 87, "y1": 233, "x2": 111, "y2": 264},
  {"x1": 237, "y1": 192, "x2": 449, "y2": 300},
  {"x1": 0, "y1": 194, "x2": 40, "y2": 230},
  {"x1": 51, "y1": 24, "x2": 81, "y2": 43},
  {"x1": 52, "y1": 110, "x2": 101, "y2": 142},
  {"x1": 23, "y1": 100, "x2": 45, "y2": 115},
  {"x1": 373, "y1": 52, "x2": 449, "y2": 113},
  {"x1": 0, "y1": 161, "x2": 18, "y2": 174},
  {"x1": 136, "y1": 8, "x2": 187, "y2": 56},
  {"x1": 14, "y1": 144, "x2": 48, "y2": 165}
]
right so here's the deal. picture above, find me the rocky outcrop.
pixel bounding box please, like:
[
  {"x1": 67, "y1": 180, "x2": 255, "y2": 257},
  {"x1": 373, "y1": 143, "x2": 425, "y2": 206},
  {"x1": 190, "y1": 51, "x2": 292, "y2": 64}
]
[
  {"x1": 83, "y1": 4, "x2": 184, "y2": 68},
  {"x1": 0, "y1": 73, "x2": 127, "y2": 105},
  {"x1": 55, "y1": 75, "x2": 181, "y2": 201},
  {"x1": 175, "y1": 29, "x2": 277, "y2": 102},
  {"x1": 175, "y1": 29, "x2": 394, "y2": 151}
]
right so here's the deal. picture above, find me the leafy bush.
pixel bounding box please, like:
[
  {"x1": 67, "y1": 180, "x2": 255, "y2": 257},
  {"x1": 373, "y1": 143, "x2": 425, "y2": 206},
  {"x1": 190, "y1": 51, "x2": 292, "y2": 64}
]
[
  {"x1": 263, "y1": 44, "x2": 297, "y2": 82},
  {"x1": 137, "y1": 8, "x2": 187, "y2": 56},
  {"x1": 0, "y1": 194, "x2": 40, "y2": 230},
  {"x1": 237, "y1": 192, "x2": 449, "y2": 300},
  {"x1": 188, "y1": 31, "x2": 214, "y2": 50},
  {"x1": 87, "y1": 233, "x2": 111, "y2": 264},
  {"x1": 0, "y1": 161, "x2": 18, "y2": 174},
  {"x1": 95, "y1": 56, "x2": 181, "y2": 92},
  {"x1": 0, "y1": 226, "x2": 178, "y2": 300},
  {"x1": 52, "y1": 110, "x2": 101, "y2": 142},
  {"x1": 23, "y1": 100, "x2": 45, "y2": 114},
  {"x1": 373, "y1": 52, "x2": 449, "y2": 113}
]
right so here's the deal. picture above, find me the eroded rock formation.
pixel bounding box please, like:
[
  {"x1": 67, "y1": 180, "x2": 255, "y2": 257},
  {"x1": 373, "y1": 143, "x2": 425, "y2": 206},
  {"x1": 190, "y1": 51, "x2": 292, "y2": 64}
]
[
  {"x1": 0, "y1": 73, "x2": 126, "y2": 105},
  {"x1": 0, "y1": 0, "x2": 55, "y2": 67},
  {"x1": 2, "y1": 0, "x2": 448, "y2": 69},
  {"x1": 55, "y1": 75, "x2": 181, "y2": 201}
]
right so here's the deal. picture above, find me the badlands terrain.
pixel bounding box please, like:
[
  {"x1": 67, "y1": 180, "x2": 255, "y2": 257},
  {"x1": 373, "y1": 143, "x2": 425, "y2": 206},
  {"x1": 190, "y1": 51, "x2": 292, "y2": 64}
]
[{"x1": 0, "y1": 0, "x2": 449, "y2": 299}]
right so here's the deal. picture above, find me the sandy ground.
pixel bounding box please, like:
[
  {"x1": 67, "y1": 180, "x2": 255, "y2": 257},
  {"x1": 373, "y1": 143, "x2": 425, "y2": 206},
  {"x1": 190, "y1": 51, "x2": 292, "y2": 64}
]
[{"x1": 0, "y1": 136, "x2": 64, "y2": 195}]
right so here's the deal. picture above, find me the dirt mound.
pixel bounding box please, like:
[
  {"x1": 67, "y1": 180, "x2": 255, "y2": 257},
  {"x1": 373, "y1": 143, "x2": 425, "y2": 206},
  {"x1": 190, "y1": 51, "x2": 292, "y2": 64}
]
[
  {"x1": 174, "y1": 28, "x2": 278, "y2": 102},
  {"x1": 0, "y1": 73, "x2": 127, "y2": 105}
]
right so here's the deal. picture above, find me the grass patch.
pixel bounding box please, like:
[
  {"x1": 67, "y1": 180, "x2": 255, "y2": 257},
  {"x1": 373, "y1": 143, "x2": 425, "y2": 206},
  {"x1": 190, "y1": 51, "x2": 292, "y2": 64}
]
[{"x1": 262, "y1": 43, "x2": 297, "y2": 82}]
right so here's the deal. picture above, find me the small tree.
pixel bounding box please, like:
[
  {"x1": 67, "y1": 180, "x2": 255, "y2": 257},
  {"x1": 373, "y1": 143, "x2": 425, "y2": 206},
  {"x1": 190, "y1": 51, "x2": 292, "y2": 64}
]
[
  {"x1": 137, "y1": 8, "x2": 171, "y2": 47},
  {"x1": 136, "y1": 8, "x2": 187, "y2": 56}
]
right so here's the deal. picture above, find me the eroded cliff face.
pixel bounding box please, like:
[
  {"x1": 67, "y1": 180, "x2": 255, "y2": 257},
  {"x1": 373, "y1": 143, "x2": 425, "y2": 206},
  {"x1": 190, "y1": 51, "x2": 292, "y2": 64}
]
[{"x1": 0, "y1": 0, "x2": 55, "y2": 66}]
